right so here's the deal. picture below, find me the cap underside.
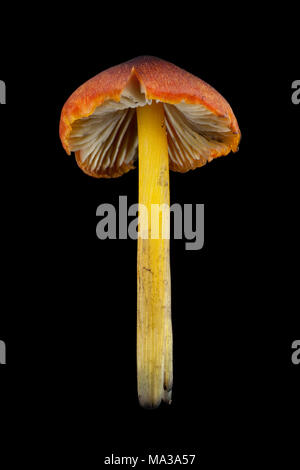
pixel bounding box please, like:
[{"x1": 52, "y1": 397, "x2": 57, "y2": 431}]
[{"x1": 68, "y1": 74, "x2": 238, "y2": 178}]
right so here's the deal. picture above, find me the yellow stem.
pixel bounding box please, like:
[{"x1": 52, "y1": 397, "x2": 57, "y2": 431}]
[{"x1": 136, "y1": 101, "x2": 173, "y2": 408}]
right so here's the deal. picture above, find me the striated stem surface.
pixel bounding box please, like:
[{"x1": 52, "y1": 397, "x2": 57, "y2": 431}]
[{"x1": 136, "y1": 101, "x2": 172, "y2": 408}]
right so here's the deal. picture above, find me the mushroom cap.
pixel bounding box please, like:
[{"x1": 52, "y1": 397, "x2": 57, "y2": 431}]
[{"x1": 59, "y1": 56, "x2": 241, "y2": 178}]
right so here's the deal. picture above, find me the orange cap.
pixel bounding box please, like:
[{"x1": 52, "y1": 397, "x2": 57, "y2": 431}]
[{"x1": 59, "y1": 56, "x2": 241, "y2": 178}]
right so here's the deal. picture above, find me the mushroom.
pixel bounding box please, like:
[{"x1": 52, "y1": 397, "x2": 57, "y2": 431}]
[{"x1": 59, "y1": 56, "x2": 241, "y2": 409}]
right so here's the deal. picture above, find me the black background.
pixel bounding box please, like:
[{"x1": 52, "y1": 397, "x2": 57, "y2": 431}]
[{"x1": 0, "y1": 4, "x2": 299, "y2": 467}]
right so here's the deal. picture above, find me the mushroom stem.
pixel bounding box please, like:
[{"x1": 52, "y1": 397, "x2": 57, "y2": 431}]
[{"x1": 137, "y1": 101, "x2": 172, "y2": 408}]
